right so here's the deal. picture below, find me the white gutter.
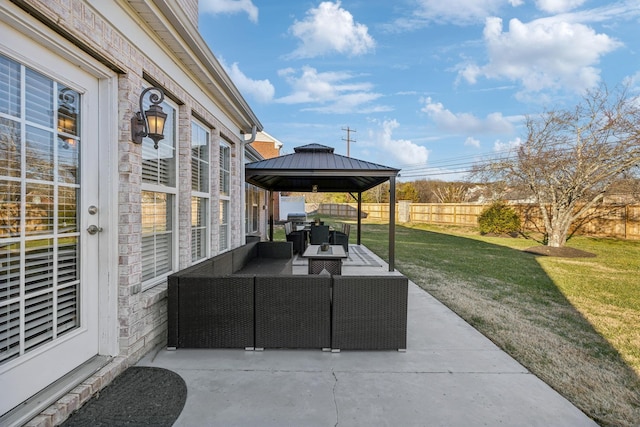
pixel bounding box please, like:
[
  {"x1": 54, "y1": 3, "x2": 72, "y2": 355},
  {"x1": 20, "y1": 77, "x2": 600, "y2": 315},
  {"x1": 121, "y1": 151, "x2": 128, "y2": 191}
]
[
  {"x1": 242, "y1": 125, "x2": 257, "y2": 145},
  {"x1": 129, "y1": 0, "x2": 264, "y2": 132},
  {"x1": 240, "y1": 125, "x2": 257, "y2": 243}
]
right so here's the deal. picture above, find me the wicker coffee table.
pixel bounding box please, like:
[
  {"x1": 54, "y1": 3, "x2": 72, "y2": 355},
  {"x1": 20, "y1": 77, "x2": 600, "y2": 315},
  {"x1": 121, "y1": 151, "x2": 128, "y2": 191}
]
[{"x1": 302, "y1": 245, "x2": 348, "y2": 274}]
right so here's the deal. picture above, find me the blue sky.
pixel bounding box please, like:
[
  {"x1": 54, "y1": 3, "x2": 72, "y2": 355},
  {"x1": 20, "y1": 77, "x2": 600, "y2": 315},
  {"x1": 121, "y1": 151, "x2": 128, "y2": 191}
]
[{"x1": 198, "y1": 0, "x2": 640, "y2": 180}]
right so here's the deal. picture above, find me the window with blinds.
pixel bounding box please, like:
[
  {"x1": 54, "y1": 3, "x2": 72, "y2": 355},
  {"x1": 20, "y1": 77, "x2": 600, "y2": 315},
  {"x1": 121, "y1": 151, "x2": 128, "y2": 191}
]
[
  {"x1": 141, "y1": 125, "x2": 176, "y2": 187},
  {"x1": 219, "y1": 143, "x2": 230, "y2": 196},
  {"x1": 140, "y1": 93, "x2": 176, "y2": 287},
  {"x1": 141, "y1": 191, "x2": 173, "y2": 283},
  {"x1": 245, "y1": 183, "x2": 260, "y2": 234},
  {"x1": 219, "y1": 199, "x2": 229, "y2": 251},
  {"x1": 1, "y1": 54, "x2": 80, "y2": 365},
  {"x1": 191, "y1": 121, "x2": 209, "y2": 263},
  {"x1": 219, "y1": 143, "x2": 231, "y2": 251}
]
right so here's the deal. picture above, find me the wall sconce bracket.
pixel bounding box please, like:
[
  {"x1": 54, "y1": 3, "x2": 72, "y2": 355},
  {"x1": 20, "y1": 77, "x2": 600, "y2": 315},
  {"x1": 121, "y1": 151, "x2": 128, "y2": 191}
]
[{"x1": 131, "y1": 86, "x2": 167, "y2": 149}]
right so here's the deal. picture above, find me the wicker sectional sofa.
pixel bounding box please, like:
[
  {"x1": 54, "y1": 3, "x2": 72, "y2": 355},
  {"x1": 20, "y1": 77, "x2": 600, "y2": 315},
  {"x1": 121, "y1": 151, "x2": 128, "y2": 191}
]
[
  {"x1": 167, "y1": 240, "x2": 409, "y2": 351},
  {"x1": 167, "y1": 241, "x2": 293, "y2": 349},
  {"x1": 332, "y1": 276, "x2": 408, "y2": 350},
  {"x1": 255, "y1": 275, "x2": 332, "y2": 350}
]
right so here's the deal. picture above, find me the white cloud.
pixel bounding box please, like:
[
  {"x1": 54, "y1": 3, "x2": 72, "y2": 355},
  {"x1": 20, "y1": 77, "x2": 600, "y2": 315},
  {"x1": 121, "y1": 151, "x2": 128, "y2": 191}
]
[
  {"x1": 494, "y1": 137, "x2": 522, "y2": 152},
  {"x1": 288, "y1": 1, "x2": 375, "y2": 58},
  {"x1": 457, "y1": 64, "x2": 482, "y2": 85},
  {"x1": 465, "y1": 137, "x2": 481, "y2": 148},
  {"x1": 535, "y1": 0, "x2": 586, "y2": 14},
  {"x1": 459, "y1": 17, "x2": 622, "y2": 94},
  {"x1": 565, "y1": 2, "x2": 640, "y2": 24},
  {"x1": 624, "y1": 71, "x2": 640, "y2": 94},
  {"x1": 276, "y1": 66, "x2": 390, "y2": 114},
  {"x1": 400, "y1": 0, "x2": 523, "y2": 27},
  {"x1": 220, "y1": 59, "x2": 275, "y2": 103},
  {"x1": 200, "y1": 0, "x2": 258, "y2": 23},
  {"x1": 421, "y1": 97, "x2": 514, "y2": 134},
  {"x1": 370, "y1": 120, "x2": 430, "y2": 166}
]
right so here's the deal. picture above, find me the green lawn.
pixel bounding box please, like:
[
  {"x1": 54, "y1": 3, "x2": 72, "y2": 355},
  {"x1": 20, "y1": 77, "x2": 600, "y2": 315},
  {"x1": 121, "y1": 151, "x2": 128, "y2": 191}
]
[{"x1": 343, "y1": 219, "x2": 640, "y2": 427}]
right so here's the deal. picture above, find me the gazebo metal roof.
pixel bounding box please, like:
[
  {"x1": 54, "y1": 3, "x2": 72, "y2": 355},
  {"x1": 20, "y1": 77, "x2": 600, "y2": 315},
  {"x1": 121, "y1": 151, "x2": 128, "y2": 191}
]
[
  {"x1": 245, "y1": 143, "x2": 400, "y2": 271},
  {"x1": 245, "y1": 144, "x2": 400, "y2": 193}
]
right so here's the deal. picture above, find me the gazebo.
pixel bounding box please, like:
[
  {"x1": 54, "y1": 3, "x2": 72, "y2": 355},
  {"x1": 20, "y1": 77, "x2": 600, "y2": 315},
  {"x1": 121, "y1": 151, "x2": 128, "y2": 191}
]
[{"x1": 245, "y1": 144, "x2": 401, "y2": 271}]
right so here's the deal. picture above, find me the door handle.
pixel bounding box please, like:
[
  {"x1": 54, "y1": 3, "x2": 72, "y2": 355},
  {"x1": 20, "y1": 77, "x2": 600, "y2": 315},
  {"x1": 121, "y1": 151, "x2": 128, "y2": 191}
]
[{"x1": 87, "y1": 225, "x2": 103, "y2": 235}]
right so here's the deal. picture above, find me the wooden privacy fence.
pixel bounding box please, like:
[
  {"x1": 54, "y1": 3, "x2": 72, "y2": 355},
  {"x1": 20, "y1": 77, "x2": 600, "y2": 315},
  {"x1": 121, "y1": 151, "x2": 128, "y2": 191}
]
[{"x1": 313, "y1": 202, "x2": 640, "y2": 240}]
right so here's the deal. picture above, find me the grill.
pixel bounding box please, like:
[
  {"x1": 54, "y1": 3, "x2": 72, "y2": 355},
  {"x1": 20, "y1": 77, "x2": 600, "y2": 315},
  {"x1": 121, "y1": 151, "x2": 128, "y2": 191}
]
[{"x1": 287, "y1": 213, "x2": 307, "y2": 224}]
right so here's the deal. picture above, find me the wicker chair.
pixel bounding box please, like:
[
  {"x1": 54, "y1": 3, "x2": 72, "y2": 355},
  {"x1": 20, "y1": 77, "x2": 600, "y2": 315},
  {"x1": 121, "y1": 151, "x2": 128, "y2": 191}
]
[
  {"x1": 284, "y1": 221, "x2": 307, "y2": 254},
  {"x1": 309, "y1": 224, "x2": 330, "y2": 245},
  {"x1": 330, "y1": 223, "x2": 350, "y2": 253}
]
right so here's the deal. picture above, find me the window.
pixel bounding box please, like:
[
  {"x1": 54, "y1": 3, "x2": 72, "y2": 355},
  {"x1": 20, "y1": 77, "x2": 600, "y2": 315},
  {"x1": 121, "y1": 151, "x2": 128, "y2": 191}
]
[
  {"x1": 191, "y1": 121, "x2": 209, "y2": 263},
  {"x1": 245, "y1": 183, "x2": 260, "y2": 234},
  {"x1": 244, "y1": 150, "x2": 261, "y2": 235},
  {"x1": 0, "y1": 54, "x2": 81, "y2": 362},
  {"x1": 141, "y1": 91, "x2": 176, "y2": 287},
  {"x1": 219, "y1": 142, "x2": 230, "y2": 251}
]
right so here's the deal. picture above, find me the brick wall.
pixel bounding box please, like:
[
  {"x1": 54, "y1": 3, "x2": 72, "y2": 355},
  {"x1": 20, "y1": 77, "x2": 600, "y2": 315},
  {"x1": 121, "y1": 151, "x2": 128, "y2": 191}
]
[
  {"x1": 251, "y1": 140, "x2": 282, "y2": 220},
  {"x1": 252, "y1": 140, "x2": 281, "y2": 159},
  {"x1": 12, "y1": 1, "x2": 251, "y2": 424}
]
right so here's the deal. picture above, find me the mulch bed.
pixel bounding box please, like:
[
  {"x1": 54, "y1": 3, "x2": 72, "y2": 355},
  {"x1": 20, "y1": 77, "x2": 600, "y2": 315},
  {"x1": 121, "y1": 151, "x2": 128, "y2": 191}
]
[{"x1": 523, "y1": 246, "x2": 596, "y2": 258}]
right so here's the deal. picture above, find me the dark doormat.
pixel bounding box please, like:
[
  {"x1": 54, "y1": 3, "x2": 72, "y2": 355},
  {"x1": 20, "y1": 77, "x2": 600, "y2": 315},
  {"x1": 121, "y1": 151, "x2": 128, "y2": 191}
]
[{"x1": 61, "y1": 367, "x2": 187, "y2": 427}]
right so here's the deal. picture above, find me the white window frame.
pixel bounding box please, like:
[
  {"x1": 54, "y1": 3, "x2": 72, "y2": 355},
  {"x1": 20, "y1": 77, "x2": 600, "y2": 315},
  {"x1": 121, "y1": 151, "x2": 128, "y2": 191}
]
[
  {"x1": 243, "y1": 149, "x2": 261, "y2": 236},
  {"x1": 0, "y1": 16, "x2": 121, "y2": 411},
  {"x1": 0, "y1": 54, "x2": 87, "y2": 362},
  {"x1": 190, "y1": 120, "x2": 210, "y2": 263},
  {"x1": 140, "y1": 92, "x2": 178, "y2": 290},
  {"x1": 245, "y1": 183, "x2": 261, "y2": 234},
  {"x1": 219, "y1": 141, "x2": 231, "y2": 252}
]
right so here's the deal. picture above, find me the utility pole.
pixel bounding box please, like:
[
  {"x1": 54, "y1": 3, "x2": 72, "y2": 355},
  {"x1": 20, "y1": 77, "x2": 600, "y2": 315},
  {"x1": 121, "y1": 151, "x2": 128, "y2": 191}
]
[{"x1": 342, "y1": 126, "x2": 356, "y2": 157}]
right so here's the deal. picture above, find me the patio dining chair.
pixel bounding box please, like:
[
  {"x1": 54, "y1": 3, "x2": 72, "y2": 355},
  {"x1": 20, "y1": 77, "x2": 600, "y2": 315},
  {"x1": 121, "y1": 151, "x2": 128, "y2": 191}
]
[
  {"x1": 330, "y1": 223, "x2": 350, "y2": 253},
  {"x1": 285, "y1": 221, "x2": 307, "y2": 254},
  {"x1": 309, "y1": 224, "x2": 330, "y2": 245}
]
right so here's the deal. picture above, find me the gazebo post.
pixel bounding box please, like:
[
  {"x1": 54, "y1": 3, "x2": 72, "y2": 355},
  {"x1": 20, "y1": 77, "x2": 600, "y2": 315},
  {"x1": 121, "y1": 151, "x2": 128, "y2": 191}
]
[
  {"x1": 357, "y1": 191, "x2": 362, "y2": 245},
  {"x1": 389, "y1": 176, "x2": 396, "y2": 272},
  {"x1": 268, "y1": 190, "x2": 274, "y2": 241}
]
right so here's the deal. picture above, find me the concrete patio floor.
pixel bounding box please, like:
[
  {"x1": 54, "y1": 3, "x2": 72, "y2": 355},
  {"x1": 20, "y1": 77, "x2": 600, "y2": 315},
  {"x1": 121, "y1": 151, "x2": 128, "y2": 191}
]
[{"x1": 137, "y1": 245, "x2": 597, "y2": 426}]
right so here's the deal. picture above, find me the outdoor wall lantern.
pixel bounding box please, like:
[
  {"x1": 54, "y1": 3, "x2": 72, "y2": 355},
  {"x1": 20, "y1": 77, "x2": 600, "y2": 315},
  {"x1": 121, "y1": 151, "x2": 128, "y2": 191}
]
[
  {"x1": 57, "y1": 88, "x2": 78, "y2": 149},
  {"x1": 131, "y1": 86, "x2": 167, "y2": 149}
]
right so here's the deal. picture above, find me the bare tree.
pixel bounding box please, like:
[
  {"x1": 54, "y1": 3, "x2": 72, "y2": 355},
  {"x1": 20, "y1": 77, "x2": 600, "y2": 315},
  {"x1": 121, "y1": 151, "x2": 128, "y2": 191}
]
[
  {"x1": 433, "y1": 183, "x2": 470, "y2": 203},
  {"x1": 411, "y1": 179, "x2": 437, "y2": 203},
  {"x1": 411, "y1": 179, "x2": 473, "y2": 203},
  {"x1": 475, "y1": 85, "x2": 640, "y2": 247},
  {"x1": 363, "y1": 182, "x2": 389, "y2": 203}
]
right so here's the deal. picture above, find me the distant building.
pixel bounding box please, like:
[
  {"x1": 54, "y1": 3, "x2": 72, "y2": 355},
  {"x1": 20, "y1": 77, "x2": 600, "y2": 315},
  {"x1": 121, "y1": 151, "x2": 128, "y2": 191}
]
[
  {"x1": 252, "y1": 131, "x2": 284, "y2": 159},
  {"x1": 250, "y1": 131, "x2": 284, "y2": 222}
]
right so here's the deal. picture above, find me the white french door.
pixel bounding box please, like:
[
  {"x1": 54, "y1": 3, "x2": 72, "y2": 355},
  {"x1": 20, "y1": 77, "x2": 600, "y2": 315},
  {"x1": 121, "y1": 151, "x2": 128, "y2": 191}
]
[{"x1": 0, "y1": 41, "x2": 101, "y2": 415}]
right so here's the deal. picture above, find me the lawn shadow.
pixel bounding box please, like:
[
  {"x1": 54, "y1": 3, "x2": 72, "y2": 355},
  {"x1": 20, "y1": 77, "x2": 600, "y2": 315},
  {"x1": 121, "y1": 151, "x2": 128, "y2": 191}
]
[{"x1": 361, "y1": 223, "x2": 640, "y2": 427}]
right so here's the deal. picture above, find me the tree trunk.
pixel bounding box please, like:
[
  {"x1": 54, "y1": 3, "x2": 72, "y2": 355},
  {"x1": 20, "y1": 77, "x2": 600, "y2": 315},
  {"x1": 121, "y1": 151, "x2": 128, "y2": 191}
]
[
  {"x1": 547, "y1": 229, "x2": 567, "y2": 247},
  {"x1": 547, "y1": 211, "x2": 572, "y2": 247}
]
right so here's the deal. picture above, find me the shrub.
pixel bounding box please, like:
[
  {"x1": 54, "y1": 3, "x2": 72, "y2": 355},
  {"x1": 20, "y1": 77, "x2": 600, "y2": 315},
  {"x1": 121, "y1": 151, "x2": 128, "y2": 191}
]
[{"x1": 478, "y1": 201, "x2": 521, "y2": 235}]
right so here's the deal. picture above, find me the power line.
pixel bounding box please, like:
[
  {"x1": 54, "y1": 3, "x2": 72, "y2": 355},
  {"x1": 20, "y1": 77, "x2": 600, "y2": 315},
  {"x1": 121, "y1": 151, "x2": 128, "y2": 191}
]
[
  {"x1": 399, "y1": 143, "x2": 590, "y2": 180},
  {"x1": 397, "y1": 138, "x2": 591, "y2": 179},
  {"x1": 398, "y1": 146, "x2": 518, "y2": 171}
]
